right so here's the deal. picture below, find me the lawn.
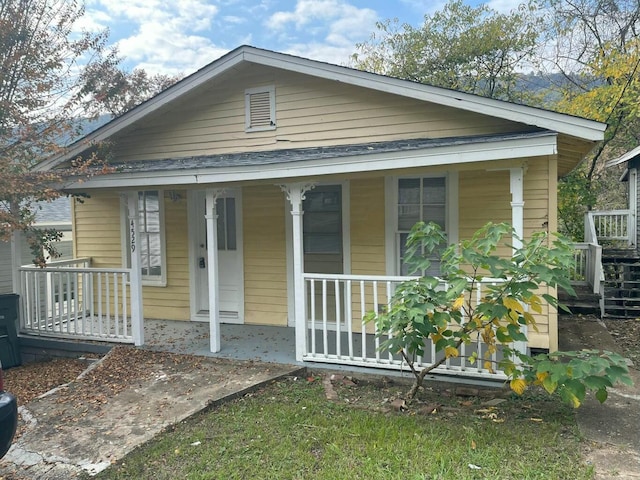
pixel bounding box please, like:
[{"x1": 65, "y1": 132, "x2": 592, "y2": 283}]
[{"x1": 91, "y1": 375, "x2": 593, "y2": 480}]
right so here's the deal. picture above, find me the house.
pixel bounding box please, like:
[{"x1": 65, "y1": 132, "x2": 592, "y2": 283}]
[
  {"x1": 25, "y1": 46, "x2": 605, "y2": 378},
  {"x1": 1, "y1": 197, "x2": 73, "y2": 294}
]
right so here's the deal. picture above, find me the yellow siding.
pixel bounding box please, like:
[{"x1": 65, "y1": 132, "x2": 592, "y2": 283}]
[
  {"x1": 111, "y1": 65, "x2": 529, "y2": 162},
  {"x1": 73, "y1": 191, "x2": 191, "y2": 321},
  {"x1": 349, "y1": 178, "x2": 387, "y2": 332},
  {"x1": 243, "y1": 185, "x2": 288, "y2": 326},
  {"x1": 457, "y1": 160, "x2": 555, "y2": 349},
  {"x1": 73, "y1": 193, "x2": 123, "y2": 267}
]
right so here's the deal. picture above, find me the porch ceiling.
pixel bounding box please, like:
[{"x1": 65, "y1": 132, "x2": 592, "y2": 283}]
[{"x1": 62, "y1": 131, "x2": 558, "y2": 190}]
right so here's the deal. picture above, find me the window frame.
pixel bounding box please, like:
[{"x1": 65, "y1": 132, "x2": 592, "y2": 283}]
[
  {"x1": 121, "y1": 190, "x2": 168, "y2": 287},
  {"x1": 245, "y1": 85, "x2": 276, "y2": 132},
  {"x1": 384, "y1": 173, "x2": 458, "y2": 277}
]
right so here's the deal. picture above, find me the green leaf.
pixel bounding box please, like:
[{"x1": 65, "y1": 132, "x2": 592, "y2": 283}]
[{"x1": 595, "y1": 388, "x2": 608, "y2": 404}]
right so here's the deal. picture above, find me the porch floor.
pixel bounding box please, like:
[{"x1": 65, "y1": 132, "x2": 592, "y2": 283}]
[{"x1": 144, "y1": 319, "x2": 299, "y2": 365}]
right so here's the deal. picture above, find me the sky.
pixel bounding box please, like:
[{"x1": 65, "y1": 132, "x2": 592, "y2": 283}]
[{"x1": 81, "y1": 0, "x2": 518, "y2": 76}]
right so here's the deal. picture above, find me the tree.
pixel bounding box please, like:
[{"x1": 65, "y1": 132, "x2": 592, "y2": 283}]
[
  {"x1": 351, "y1": 0, "x2": 543, "y2": 102},
  {"x1": 0, "y1": 0, "x2": 119, "y2": 264},
  {"x1": 366, "y1": 222, "x2": 632, "y2": 405},
  {"x1": 81, "y1": 66, "x2": 182, "y2": 117},
  {"x1": 539, "y1": 0, "x2": 640, "y2": 234}
]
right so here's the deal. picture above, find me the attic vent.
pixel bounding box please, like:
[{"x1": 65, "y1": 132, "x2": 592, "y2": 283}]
[{"x1": 245, "y1": 86, "x2": 276, "y2": 132}]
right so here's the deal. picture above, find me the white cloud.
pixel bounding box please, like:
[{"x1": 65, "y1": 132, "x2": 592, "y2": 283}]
[
  {"x1": 266, "y1": 0, "x2": 377, "y2": 63},
  {"x1": 92, "y1": 0, "x2": 222, "y2": 74}
]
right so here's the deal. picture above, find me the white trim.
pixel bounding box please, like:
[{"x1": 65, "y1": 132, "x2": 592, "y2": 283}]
[
  {"x1": 285, "y1": 196, "x2": 294, "y2": 327},
  {"x1": 384, "y1": 173, "x2": 458, "y2": 276},
  {"x1": 384, "y1": 176, "x2": 397, "y2": 276},
  {"x1": 126, "y1": 192, "x2": 144, "y2": 346},
  {"x1": 510, "y1": 167, "x2": 525, "y2": 251},
  {"x1": 245, "y1": 85, "x2": 276, "y2": 132},
  {"x1": 38, "y1": 46, "x2": 604, "y2": 171},
  {"x1": 188, "y1": 189, "x2": 244, "y2": 323},
  {"x1": 120, "y1": 190, "x2": 167, "y2": 287},
  {"x1": 187, "y1": 190, "x2": 200, "y2": 322},
  {"x1": 606, "y1": 144, "x2": 640, "y2": 168},
  {"x1": 630, "y1": 168, "x2": 638, "y2": 247},
  {"x1": 62, "y1": 134, "x2": 558, "y2": 191}
]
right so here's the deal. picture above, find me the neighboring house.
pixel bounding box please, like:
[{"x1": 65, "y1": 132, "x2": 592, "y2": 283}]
[
  {"x1": 0, "y1": 197, "x2": 73, "y2": 294},
  {"x1": 605, "y1": 147, "x2": 640, "y2": 249},
  {"x1": 29, "y1": 46, "x2": 605, "y2": 376}
]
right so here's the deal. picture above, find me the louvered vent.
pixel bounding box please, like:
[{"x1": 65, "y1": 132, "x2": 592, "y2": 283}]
[{"x1": 245, "y1": 86, "x2": 276, "y2": 131}]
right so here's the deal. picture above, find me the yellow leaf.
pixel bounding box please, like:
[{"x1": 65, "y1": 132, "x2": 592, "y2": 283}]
[
  {"x1": 529, "y1": 418, "x2": 544, "y2": 423},
  {"x1": 452, "y1": 295, "x2": 464, "y2": 311},
  {"x1": 523, "y1": 311, "x2": 537, "y2": 326},
  {"x1": 534, "y1": 371, "x2": 548, "y2": 385},
  {"x1": 483, "y1": 361, "x2": 494, "y2": 373},
  {"x1": 444, "y1": 346, "x2": 459, "y2": 358},
  {"x1": 471, "y1": 440, "x2": 477, "y2": 450},
  {"x1": 529, "y1": 295, "x2": 543, "y2": 313},
  {"x1": 503, "y1": 297, "x2": 523, "y2": 314},
  {"x1": 510, "y1": 378, "x2": 527, "y2": 395}
]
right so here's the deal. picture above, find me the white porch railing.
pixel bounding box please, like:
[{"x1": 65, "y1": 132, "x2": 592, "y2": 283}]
[
  {"x1": 18, "y1": 258, "x2": 135, "y2": 343},
  {"x1": 303, "y1": 273, "x2": 525, "y2": 380},
  {"x1": 588, "y1": 209, "x2": 633, "y2": 245},
  {"x1": 570, "y1": 243, "x2": 603, "y2": 295}
]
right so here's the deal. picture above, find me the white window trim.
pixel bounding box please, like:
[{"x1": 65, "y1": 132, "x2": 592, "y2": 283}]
[
  {"x1": 245, "y1": 85, "x2": 276, "y2": 132},
  {"x1": 385, "y1": 173, "x2": 458, "y2": 276},
  {"x1": 120, "y1": 190, "x2": 167, "y2": 287}
]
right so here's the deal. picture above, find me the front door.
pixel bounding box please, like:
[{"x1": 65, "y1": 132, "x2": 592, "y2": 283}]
[{"x1": 195, "y1": 190, "x2": 243, "y2": 323}]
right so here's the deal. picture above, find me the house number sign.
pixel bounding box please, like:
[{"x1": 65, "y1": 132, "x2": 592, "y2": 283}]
[{"x1": 130, "y1": 219, "x2": 136, "y2": 253}]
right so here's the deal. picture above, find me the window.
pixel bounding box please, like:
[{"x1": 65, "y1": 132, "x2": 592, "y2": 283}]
[
  {"x1": 303, "y1": 186, "x2": 342, "y2": 254},
  {"x1": 397, "y1": 177, "x2": 446, "y2": 276},
  {"x1": 123, "y1": 190, "x2": 166, "y2": 285},
  {"x1": 216, "y1": 197, "x2": 236, "y2": 251},
  {"x1": 245, "y1": 86, "x2": 276, "y2": 132}
]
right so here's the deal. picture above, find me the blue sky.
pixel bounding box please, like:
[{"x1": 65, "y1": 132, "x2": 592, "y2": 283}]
[{"x1": 81, "y1": 0, "x2": 516, "y2": 76}]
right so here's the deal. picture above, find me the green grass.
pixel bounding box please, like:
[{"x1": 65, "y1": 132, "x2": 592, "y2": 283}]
[{"x1": 91, "y1": 377, "x2": 593, "y2": 480}]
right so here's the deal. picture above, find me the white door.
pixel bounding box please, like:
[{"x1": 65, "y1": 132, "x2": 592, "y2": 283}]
[{"x1": 195, "y1": 190, "x2": 244, "y2": 323}]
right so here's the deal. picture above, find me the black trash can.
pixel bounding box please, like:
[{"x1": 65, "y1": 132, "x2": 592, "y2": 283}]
[{"x1": 0, "y1": 294, "x2": 21, "y2": 368}]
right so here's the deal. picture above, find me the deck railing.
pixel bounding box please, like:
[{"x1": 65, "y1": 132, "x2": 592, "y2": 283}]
[
  {"x1": 18, "y1": 258, "x2": 134, "y2": 343},
  {"x1": 303, "y1": 273, "x2": 524, "y2": 380},
  {"x1": 588, "y1": 210, "x2": 633, "y2": 245}
]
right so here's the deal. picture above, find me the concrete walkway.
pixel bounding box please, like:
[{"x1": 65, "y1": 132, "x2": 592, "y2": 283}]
[
  {"x1": 559, "y1": 316, "x2": 640, "y2": 479},
  {"x1": 0, "y1": 350, "x2": 302, "y2": 479}
]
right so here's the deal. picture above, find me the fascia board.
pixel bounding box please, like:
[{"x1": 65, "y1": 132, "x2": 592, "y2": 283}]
[
  {"x1": 605, "y1": 144, "x2": 640, "y2": 168},
  {"x1": 61, "y1": 133, "x2": 557, "y2": 191},
  {"x1": 246, "y1": 49, "x2": 605, "y2": 142}
]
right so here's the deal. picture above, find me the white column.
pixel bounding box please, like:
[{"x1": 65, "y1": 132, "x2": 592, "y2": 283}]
[
  {"x1": 280, "y1": 182, "x2": 315, "y2": 362},
  {"x1": 205, "y1": 189, "x2": 223, "y2": 353},
  {"x1": 127, "y1": 192, "x2": 145, "y2": 346},
  {"x1": 510, "y1": 167, "x2": 525, "y2": 252}
]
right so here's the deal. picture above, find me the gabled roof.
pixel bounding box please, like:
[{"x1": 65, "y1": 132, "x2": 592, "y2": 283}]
[{"x1": 37, "y1": 45, "x2": 606, "y2": 172}]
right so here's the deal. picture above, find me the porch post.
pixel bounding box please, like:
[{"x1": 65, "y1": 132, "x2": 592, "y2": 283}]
[
  {"x1": 205, "y1": 189, "x2": 223, "y2": 353},
  {"x1": 509, "y1": 167, "x2": 528, "y2": 358},
  {"x1": 127, "y1": 192, "x2": 145, "y2": 346},
  {"x1": 280, "y1": 182, "x2": 315, "y2": 362},
  {"x1": 629, "y1": 168, "x2": 637, "y2": 247},
  {"x1": 510, "y1": 167, "x2": 525, "y2": 251}
]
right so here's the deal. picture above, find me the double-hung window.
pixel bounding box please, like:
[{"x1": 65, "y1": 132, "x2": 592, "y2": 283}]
[
  {"x1": 124, "y1": 190, "x2": 166, "y2": 286},
  {"x1": 397, "y1": 177, "x2": 447, "y2": 276}
]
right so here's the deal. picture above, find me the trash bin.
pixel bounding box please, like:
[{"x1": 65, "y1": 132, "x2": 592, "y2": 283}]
[{"x1": 0, "y1": 294, "x2": 21, "y2": 368}]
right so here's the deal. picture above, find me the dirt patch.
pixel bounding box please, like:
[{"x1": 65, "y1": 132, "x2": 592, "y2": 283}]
[
  {"x1": 604, "y1": 318, "x2": 640, "y2": 366},
  {"x1": 3, "y1": 358, "x2": 91, "y2": 407}
]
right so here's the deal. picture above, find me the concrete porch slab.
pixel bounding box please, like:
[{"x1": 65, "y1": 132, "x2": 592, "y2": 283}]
[{"x1": 0, "y1": 347, "x2": 302, "y2": 479}]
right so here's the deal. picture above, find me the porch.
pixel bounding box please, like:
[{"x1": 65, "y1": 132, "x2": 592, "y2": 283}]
[
  {"x1": 16, "y1": 257, "x2": 521, "y2": 382},
  {"x1": 568, "y1": 209, "x2": 640, "y2": 317}
]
